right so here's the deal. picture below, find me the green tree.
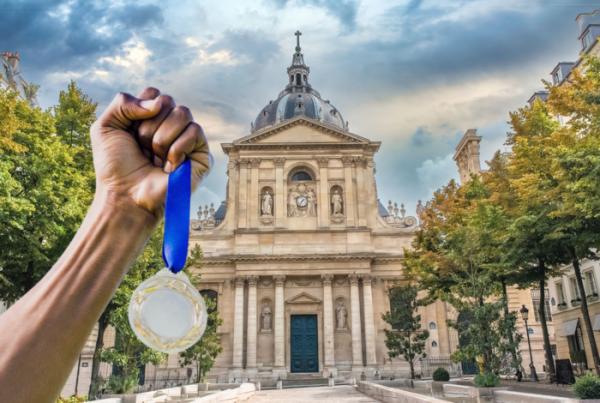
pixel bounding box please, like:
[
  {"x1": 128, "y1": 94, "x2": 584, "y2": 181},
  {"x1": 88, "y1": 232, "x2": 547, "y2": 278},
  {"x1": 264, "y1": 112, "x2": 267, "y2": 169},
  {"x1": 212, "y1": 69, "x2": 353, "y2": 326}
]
[
  {"x1": 382, "y1": 284, "x2": 429, "y2": 381},
  {"x1": 0, "y1": 86, "x2": 93, "y2": 303},
  {"x1": 54, "y1": 80, "x2": 97, "y2": 151}
]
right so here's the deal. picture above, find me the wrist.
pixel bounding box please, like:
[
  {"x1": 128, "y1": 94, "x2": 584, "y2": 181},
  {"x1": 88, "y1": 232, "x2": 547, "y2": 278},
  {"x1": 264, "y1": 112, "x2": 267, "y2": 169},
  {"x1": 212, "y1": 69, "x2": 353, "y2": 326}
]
[{"x1": 92, "y1": 189, "x2": 159, "y2": 229}]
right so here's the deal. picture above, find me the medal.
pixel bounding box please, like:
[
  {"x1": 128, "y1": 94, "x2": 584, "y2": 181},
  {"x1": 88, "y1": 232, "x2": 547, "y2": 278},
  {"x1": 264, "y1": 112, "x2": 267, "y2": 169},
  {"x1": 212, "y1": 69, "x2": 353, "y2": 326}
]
[{"x1": 128, "y1": 159, "x2": 208, "y2": 353}]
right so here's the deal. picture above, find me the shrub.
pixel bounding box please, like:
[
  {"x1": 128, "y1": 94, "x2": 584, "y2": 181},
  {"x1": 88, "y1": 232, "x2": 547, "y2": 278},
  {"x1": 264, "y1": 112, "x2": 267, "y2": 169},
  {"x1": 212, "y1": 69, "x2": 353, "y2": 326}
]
[
  {"x1": 432, "y1": 367, "x2": 450, "y2": 381},
  {"x1": 56, "y1": 396, "x2": 87, "y2": 403},
  {"x1": 474, "y1": 372, "x2": 500, "y2": 388},
  {"x1": 574, "y1": 373, "x2": 600, "y2": 399}
]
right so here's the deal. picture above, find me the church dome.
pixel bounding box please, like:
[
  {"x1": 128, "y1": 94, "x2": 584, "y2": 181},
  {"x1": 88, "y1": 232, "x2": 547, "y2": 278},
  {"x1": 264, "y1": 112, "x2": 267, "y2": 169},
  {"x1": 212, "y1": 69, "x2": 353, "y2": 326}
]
[{"x1": 252, "y1": 32, "x2": 347, "y2": 133}]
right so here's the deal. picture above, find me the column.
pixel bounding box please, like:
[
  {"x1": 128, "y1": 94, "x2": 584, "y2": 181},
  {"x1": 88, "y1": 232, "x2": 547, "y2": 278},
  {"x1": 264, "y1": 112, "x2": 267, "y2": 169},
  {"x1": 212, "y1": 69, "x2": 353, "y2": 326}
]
[
  {"x1": 249, "y1": 159, "x2": 260, "y2": 228},
  {"x1": 274, "y1": 158, "x2": 286, "y2": 228},
  {"x1": 349, "y1": 274, "x2": 363, "y2": 368},
  {"x1": 355, "y1": 158, "x2": 367, "y2": 227},
  {"x1": 361, "y1": 275, "x2": 377, "y2": 366},
  {"x1": 342, "y1": 157, "x2": 356, "y2": 227},
  {"x1": 225, "y1": 160, "x2": 238, "y2": 230},
  {"x1": 322, "y1": 274, "x2": 335, "y2": 368},
  {"x1": 274, "y1": 275, "x2": 286, "y2": 368},
  {"x1": 237, "y1": 160, "x2": 249, "y2": 228},
  {"x1": 232, "y1": 277, "x2": 245, "y2": 368},
  {"x1": 317, "y1": 158, "x2": 329, "y2": 227},
  {"x1": 246, "y1": 276, "x2": 258, "y2": 369}
]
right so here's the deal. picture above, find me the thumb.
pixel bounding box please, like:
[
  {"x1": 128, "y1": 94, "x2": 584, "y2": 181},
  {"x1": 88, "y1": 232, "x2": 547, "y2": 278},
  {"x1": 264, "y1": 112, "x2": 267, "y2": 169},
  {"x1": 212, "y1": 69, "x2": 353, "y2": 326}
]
[{"x1": 100, "y1": 92, "x2": 162, "y2": 130}]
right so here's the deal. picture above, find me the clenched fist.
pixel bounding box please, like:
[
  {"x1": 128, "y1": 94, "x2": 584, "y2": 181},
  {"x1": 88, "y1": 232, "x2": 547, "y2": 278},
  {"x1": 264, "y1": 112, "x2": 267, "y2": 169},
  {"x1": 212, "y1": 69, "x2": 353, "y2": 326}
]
[{"x1": 91, "y1": 87, "x2": 211, "y2": 217}]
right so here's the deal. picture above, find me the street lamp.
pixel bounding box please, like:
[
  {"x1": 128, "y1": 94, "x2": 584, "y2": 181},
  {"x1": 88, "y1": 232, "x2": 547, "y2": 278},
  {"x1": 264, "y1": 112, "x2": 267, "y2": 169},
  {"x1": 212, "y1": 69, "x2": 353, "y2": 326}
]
[{"x1": 520, "y1": 305, "x2": 539, "y2": 382}]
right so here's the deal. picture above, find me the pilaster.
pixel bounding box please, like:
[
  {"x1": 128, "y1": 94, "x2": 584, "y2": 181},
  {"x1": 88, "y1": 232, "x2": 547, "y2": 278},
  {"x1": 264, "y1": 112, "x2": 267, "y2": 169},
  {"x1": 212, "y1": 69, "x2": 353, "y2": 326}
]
[
  {"x1": 342, "y1": 157, "x2": 356, "y2": 227},
  {"x1": 237, "y1": 160, "x2": 249, "y2": 228},
  {"x1": 317, "y1": 158, "x2": 329, "y2": 228},
  {"x1": 249, "y1": 159, "x2": 260, "y2": 228},
  {"x1": 361, "y1": 275, "x2": 377, "y2": 366},
  {"x1": 246, "y1": 276, "x2": 258, "y2": 370},
  {"x1": 322, "y1": 274, "x2": 336, "y2": 372},
  {"x1": 232, "y1": 277, "x2": 245, "y2": 369},
  {"x1": 349, "y1": 274, "x2": 363, "y2": 368},
  {"x1": 274, "y1": 275, "x2": 286, "y2": 369},
  {"x1": 274, "y1": 158, "x2": 286, "y2": 228}
]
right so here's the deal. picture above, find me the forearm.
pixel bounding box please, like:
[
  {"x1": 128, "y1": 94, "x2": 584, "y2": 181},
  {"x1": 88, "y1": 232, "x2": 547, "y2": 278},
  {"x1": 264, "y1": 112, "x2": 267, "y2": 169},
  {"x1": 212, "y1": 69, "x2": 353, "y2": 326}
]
[{"x1": 0, "y1": 192, "x2": 156, "y2": 403}]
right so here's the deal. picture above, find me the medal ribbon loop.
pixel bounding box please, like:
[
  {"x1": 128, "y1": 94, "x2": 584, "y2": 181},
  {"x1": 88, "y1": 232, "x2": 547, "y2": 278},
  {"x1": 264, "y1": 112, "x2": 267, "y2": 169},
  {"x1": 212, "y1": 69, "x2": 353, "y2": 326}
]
[{"x1": 162, "y1": 159, "x2": 191, "y2": 273}]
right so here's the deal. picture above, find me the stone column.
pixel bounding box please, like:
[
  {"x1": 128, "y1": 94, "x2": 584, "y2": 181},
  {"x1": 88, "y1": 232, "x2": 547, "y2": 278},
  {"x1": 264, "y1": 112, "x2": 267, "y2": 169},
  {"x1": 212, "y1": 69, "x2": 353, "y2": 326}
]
[
  {"x1": 274, "y1": 158, "x2": 286, "y2": 228},
  {"x1": 237, "y1": 160, "x2": 249, "y2": 228},
  {"x1": 317, "y1": 158, "x2": 329, "y2": 228},
  {"x1": 249, "y1": 159, "x2": 260, "y2": 228},
  {"x1": 361, "y1": 275, "x2": 377, "y2": 366},
  {"x1": 342, "y1": 157, "x2": 356, "y2": 227},
  {"x1": 355, "y1": 158, "x2": 368, "y2": 227},
  {"x1": 274, "y1": 275, "x2": 286, "y2": 369},
  {"x1": 322, "y1": 274, "x2": 335, "y2": 371},
  {"x1": 246, "y1": 276, "x2": 258, "y2": 370},
  {"x1": 349, "y1": 274, "x2": 363, "y2": 368},
  {"x1": 232, "y1": 277, "x2": 245, "y2": 369}
]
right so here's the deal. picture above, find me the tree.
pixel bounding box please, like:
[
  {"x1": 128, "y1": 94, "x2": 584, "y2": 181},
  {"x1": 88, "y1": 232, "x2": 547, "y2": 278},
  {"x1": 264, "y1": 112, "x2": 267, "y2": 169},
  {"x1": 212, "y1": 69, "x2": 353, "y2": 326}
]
[
  {"x1": 178, "y1": 244, "x2": 223, "y2": 383},
  {"x1": 0, "y1": 86, "x2": 93, "y2": 303},
  {"x1": 382, "y1": 284, "x2": 429, "y2": 382}
]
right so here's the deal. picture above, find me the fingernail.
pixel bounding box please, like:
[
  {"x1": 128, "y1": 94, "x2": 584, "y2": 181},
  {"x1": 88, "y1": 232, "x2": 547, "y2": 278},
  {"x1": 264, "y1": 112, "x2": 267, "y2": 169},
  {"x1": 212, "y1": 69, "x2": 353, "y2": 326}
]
[
  {"x1": 140, "y1": 98, "x2": 158, "y2": 110},
  {"x1": 164, "y1": 161, "x2": 173, "y2": 173}
]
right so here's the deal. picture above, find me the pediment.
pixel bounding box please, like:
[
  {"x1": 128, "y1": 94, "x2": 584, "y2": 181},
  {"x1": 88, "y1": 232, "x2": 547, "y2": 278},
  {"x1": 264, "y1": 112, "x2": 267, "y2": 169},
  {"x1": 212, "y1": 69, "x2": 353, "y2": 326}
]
[
  {"x1": 234, "y1": 117, "x2": 371, "y2": 145},
  {"x1": 286, "y1": 291, "x2": 322, "y2": 305}
]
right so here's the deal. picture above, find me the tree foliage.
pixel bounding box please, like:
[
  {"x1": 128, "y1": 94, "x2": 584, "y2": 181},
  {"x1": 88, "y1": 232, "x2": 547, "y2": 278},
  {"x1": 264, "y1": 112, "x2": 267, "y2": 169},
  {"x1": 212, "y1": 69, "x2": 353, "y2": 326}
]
[
  {"x1": 0, "y1": 84, "x2": 95, "y2": 303},
  {"x1": 382, "y1": 284, "x2": 429, "y2": 380}
]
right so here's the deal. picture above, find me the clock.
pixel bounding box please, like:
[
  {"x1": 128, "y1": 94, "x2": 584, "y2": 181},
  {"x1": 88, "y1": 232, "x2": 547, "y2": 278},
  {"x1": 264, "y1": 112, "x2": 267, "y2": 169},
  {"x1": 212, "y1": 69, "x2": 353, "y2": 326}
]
[{"x1": 296, "y1": 195, "x2": 308, "y2": 208}]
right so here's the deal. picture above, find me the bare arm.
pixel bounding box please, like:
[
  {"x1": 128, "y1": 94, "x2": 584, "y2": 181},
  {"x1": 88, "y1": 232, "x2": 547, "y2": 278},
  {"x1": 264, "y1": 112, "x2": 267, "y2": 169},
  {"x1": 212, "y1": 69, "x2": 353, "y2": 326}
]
[{"x1": 0, "y1": 87, "x2": 210, "y2": 402}]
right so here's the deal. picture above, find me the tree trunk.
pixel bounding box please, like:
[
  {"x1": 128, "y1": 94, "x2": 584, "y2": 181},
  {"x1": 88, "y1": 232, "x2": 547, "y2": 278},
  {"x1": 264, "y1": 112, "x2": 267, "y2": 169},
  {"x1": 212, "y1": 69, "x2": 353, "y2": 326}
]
[
  {"x1": 572, "y1": 250, "x2": 600, "y2": 375},
  {"x1": 537, "y1": 260, "x2": 556, "y2": 382},
  {"x1": 88, "y1": 312, "x2": 109, "y2": 398},
  {"x1": 501, "y1": 278, "x2": 520, "y2": 374}
]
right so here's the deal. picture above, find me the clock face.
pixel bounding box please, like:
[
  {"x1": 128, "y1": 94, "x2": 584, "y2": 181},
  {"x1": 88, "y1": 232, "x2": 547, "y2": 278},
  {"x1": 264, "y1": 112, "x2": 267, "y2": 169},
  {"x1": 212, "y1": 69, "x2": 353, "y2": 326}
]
[{"x1": 296, "y1": 195, "x2": 308, "y2": 208}]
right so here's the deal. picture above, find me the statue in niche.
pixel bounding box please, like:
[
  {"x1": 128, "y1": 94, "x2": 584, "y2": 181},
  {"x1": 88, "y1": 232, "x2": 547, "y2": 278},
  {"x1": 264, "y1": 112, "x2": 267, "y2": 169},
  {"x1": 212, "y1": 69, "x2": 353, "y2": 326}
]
[
  {"x1": 261, "y1": 189, "x2": 273, "y2": 216},
  {"x1": 336, "y1": 302, "x2": 347, "y2": 330},
  {"x1": 307, "y1": 187, "x2": 316, "y2": 216},
  {"x1": 287, "y1": 188, "x2": 298, "y2": 217},
  {"x1": 261, "y1": 304, "x2": 272, "y2": 331},
  {"x1": 331, "y1": 188, "x2": 343, "y2": 216}
]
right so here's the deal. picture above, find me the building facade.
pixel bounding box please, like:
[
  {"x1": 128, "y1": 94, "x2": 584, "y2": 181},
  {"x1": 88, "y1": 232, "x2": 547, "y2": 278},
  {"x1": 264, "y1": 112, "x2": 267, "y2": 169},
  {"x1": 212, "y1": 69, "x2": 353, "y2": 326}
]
[
  {"x1": 188, "y1": 33, "x2": 458, "y2": 382},
  {"x1": 545, "y1": 9, "x2": 600, "y2": 373}
]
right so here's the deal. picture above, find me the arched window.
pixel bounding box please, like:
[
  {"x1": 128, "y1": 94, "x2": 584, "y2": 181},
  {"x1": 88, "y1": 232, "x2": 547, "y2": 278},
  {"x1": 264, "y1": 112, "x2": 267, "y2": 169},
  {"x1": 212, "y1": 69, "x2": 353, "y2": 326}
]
[
  {"x1": 291, "y1": 171, "x2": 312, "y2": 181},
  {"x1": 296, "y1": 73, "x2": 301, "y2": 86},
  {"x1": 432, "y1": 340, "x2": 438, "y2": 348},
  {"x1": 429, "y1": 321, "x2": 437, "y2": 330}
]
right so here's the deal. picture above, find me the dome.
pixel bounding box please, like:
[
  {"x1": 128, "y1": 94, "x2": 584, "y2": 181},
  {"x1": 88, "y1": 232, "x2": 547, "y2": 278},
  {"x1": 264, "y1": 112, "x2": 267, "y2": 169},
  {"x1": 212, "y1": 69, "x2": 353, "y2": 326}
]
[{"x1": 252, "y1": 31, "x2": 347, "y2": 133}]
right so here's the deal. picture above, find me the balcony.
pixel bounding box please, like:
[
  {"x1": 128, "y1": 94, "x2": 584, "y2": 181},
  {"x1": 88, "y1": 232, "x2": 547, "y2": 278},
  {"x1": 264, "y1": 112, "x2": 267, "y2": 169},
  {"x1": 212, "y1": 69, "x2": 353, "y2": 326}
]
[
  {"x1": 588, "y1": 293, "x2": 599, "y2": 302},
  {"x1": 572, "y1": 298, "x2": 582, "y2": 307},
  {"x1": 557, "y1": 302, "x2": 568, "y2": 311}
]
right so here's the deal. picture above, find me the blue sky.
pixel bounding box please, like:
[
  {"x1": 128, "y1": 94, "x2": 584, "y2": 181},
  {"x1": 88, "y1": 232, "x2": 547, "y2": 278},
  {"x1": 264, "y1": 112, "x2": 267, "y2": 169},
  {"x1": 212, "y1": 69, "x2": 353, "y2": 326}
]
[{"x1": 1, "y1": 0, "x2": 593, "y2": 216}]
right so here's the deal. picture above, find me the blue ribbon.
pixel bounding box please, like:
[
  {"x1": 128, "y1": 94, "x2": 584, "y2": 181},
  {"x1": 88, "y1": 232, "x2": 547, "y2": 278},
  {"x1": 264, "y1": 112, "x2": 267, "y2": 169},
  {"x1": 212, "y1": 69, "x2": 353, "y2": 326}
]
[{"x1": 162, "y1": 159, "x2": 191, "y2": 273}]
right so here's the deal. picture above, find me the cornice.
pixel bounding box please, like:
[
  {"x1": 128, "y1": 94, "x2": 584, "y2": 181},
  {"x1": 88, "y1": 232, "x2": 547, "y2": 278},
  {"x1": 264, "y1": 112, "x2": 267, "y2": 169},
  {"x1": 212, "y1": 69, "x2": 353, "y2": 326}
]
[{"x1": 201, "y1": 252, "x2": 405, "y2": 265}]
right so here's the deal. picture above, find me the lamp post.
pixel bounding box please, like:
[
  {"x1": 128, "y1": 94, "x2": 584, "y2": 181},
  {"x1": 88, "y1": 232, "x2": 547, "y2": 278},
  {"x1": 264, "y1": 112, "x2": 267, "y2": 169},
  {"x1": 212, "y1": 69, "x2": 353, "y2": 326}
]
[{"x1": 520, "y1": 305, "x2": 538, "y2": 382}]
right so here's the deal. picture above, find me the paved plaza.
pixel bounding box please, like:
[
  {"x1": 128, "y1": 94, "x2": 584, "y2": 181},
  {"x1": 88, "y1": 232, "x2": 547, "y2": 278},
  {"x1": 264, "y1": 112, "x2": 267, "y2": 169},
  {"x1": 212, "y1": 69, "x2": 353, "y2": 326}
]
[{"x1": 247, "y1": 385, "x2": 379, "y2": 403}]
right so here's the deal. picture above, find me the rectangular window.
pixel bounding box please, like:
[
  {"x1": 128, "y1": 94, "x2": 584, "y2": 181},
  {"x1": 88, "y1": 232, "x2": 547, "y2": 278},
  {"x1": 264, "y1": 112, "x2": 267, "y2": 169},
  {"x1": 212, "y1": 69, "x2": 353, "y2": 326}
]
[
  {"x1": 531, "y1": 289, "x2": 552, "y2": 322},
  {"x1": 556, "y1": 282, "x2": 566, "y2": 305},
  {"x1": 584, "y1": 271, "x2": 598, "y2": 296},
  {"x1": 571, "y1": 277, "x2": 581, "y2": 300}
]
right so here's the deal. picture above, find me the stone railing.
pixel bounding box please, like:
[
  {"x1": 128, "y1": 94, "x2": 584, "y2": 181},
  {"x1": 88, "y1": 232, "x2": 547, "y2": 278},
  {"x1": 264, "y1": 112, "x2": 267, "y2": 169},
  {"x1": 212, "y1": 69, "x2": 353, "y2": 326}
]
[{"x1": 357, "y1": 381, "x2": 447, "y2": 403}]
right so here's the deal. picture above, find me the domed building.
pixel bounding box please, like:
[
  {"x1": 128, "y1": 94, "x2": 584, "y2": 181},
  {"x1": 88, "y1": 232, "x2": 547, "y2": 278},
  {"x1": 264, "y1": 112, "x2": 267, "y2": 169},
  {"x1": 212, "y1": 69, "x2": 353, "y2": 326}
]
[{"x1": 187, "y1": 32, "x2": 458, "y2": 383}]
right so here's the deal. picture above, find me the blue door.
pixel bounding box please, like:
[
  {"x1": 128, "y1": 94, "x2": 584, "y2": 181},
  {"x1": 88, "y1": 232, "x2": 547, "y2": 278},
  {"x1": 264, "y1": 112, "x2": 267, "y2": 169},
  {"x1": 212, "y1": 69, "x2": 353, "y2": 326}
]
[{"x1": 290, "y1": 315, "x2": 319, "y2": 373}]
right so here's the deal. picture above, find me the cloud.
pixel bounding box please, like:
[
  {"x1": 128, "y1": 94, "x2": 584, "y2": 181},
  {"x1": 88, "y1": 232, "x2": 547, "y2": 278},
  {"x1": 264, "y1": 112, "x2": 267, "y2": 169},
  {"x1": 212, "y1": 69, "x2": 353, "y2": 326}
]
[{"x1": 271, "y1": 0, "x2": 359, "y2": 31}]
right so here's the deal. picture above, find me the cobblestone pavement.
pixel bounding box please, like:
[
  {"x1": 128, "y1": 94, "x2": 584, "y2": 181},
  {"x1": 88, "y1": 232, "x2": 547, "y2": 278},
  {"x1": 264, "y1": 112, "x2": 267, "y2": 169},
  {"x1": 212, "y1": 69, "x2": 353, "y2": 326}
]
[{"x1": 247, "y1": 385, "x2": 379, "y2": 402}]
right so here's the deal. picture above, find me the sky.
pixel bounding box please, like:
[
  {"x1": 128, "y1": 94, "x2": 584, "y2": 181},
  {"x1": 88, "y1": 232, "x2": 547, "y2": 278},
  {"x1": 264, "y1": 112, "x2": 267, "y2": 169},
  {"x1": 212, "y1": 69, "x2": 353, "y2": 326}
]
[{"x1": 1, "y1": 0, "x2": 596, "y2": 217}]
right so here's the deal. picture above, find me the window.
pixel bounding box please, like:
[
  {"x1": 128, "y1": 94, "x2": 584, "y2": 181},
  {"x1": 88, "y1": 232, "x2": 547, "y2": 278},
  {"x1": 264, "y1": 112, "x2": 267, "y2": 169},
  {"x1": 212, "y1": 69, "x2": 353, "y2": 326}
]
[
  {"x1": 556, "y1": 282, "x2": 566, "y2": 305},
  {"x1": 571, "y1": 277, "x2": 581, "y2": 301},
  {"x1": 584, "y1": 271, "x2": 598, "y2": 296},
  {"x1": 531, "y1": 289, "x2": 552, "y2": 322},
  {"x1": 291, "y1": 171, "x2": 312, "y2": 181},
  {"x1": 431, "y1": 341, "x2": 438, "y2": 348},
  {"x1": 429, "y1": 321, "x2": 437, "y2": 330}
]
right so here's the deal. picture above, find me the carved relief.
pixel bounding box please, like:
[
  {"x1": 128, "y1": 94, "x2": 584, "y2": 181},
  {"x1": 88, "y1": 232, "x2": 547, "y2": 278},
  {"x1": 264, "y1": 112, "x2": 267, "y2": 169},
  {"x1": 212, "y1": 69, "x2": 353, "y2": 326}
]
[
  {"x1": 330, "y1": 185, "x2": 344, "y2": 224},
  {"x1": 287, "y1": 183, "x2": 317, "y2": 217},
  {"x1": 384, "y1": 200, "x2": 418, "y2": 228}
]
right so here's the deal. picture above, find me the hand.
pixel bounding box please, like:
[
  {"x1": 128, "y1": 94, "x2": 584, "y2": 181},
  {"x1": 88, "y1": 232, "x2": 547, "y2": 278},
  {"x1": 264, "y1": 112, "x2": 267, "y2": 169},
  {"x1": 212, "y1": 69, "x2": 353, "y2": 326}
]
[{"x1": 91, "y1": 87, "x2": 210, "y2": 217}]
